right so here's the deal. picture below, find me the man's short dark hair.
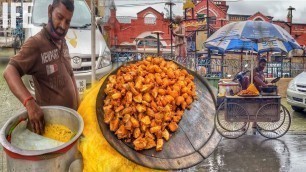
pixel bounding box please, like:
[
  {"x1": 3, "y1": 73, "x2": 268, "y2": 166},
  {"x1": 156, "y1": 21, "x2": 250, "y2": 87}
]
[
  {"x1": 259, "y1": 58, "x2": 267, "y2": 64},
  {"x1": 174, "y1": 16, "x2": 183, "y2": 24},
  {"x1": 52, "y1": 0, "x2": 74, "y2": 12}
]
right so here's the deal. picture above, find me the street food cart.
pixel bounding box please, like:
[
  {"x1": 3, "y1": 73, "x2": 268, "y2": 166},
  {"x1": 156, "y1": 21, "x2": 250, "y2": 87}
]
[
  {"x1": 205, "y1": 21, "x2": 302, "y2": 139},
  {"x1": 215, "y1": 95, "x2": 291, "y2": 139},
  {"x1": 215, "y1": 76, "x2": 291, "y2": 139}
]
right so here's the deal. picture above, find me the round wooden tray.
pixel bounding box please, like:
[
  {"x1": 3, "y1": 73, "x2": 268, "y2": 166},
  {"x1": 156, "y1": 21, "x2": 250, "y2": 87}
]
[{"x1": 96, "y1": 61, "x2": 221, "y2": 170}]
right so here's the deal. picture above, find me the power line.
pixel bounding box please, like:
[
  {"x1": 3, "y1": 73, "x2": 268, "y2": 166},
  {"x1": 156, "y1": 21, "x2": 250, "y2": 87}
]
[
  {"x1": 116, "y1": 16, "x2": 177, "y2": 20},
  {"x1": 115, "y1": 2, "x2": 170, "y2": 7},
  {"x1": 113, "y1": 0, "x2": 183, "y2": 2},
  {"x1": 100, "y1": 1, "x2": 183, "y2": 8}
]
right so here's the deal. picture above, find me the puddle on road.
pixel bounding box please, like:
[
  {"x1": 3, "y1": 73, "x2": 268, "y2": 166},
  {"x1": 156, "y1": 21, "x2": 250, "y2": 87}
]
[
  {"x1": 185, "y1": 136, "x2": 290, "y2": 172},
  {"x1": 182, "y1": 134, "x2": 306, "y2": 172}
]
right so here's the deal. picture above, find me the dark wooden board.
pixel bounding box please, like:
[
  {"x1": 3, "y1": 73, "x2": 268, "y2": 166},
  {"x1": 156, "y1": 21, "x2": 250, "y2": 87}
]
[{"x1": 96, "y1": 60, "x2": 221, "y2": 170}]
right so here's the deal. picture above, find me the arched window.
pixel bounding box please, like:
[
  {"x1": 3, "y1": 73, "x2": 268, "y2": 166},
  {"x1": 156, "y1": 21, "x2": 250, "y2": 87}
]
[
  {"x1": 254, "y1": 17, "x2": 263, "y2": 21},
  {"x1": 144, "y1": 14, "x2": 156, "y2": 25}
]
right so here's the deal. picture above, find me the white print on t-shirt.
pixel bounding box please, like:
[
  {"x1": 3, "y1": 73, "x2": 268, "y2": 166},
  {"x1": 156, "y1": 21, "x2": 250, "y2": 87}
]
[
  {"x1": 41, "y1": 49, "x2": 59, "y2": 64},
  {"x1": 63, "y1": 48, "x2": 70, "y2": 59},
  {"x1": 46, "y1": 64, "x2": 58, "y2": 75}
]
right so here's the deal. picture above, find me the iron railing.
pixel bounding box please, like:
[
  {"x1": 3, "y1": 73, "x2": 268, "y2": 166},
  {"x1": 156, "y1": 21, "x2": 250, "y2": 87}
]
[{"x1": 111, "y1": 51, "x2": 305, "y2": 79}]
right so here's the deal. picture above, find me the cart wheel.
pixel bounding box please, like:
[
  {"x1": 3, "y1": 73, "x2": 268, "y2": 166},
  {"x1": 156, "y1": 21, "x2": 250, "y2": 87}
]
[
  {"x1": 215, "y1": 102, "x2": 249, "y2": 139},
  {"x1": 256, "y1": 103, "x2": 285, "y2": 131},
  {"x1": 256, "y1": 105, "x2": 291, "y2": 139},
  {"x1": 217, "y1": 102, "x2": 249, "y2": 131}
]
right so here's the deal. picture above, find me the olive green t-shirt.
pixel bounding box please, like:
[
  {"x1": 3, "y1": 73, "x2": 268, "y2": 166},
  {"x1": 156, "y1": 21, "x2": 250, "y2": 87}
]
[{"x1": 9, "y1": 27, "x2": 78, "y2": 110}]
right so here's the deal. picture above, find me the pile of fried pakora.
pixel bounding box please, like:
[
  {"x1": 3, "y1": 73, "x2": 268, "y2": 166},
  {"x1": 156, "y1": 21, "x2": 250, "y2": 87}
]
[
  {"x1": 237, "y1": 89, "x2": 259, "y2": 96},
  {"x1": 103, "y1": 57, "x2": 196, "y2": 151}
]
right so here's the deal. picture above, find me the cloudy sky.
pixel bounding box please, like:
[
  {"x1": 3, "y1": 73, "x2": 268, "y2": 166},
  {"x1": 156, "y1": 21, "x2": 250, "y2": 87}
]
[{"x1": 115, "y1": 0, "x2": 306, "y2": 23}]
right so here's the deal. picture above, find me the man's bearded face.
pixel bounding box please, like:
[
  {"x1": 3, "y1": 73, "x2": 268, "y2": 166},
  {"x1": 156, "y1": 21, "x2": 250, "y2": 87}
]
[
  {"x1": 259, "y1": 62, "x2": 267, "y2": 71},
  {"x1": 48, "y1": 3, "x2": 73, "y2": 40}
]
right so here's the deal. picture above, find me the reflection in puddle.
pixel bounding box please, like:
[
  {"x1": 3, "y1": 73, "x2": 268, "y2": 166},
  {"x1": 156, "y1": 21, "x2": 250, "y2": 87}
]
[{"x1": 182, "y1": 136, "x2": 290, "y2": 172}]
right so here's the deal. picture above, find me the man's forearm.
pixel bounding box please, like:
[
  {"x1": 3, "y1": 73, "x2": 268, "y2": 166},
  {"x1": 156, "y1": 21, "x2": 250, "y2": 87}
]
[
  {"x1": 3, "y1": 65, "x2": 33, "y2": 104},
  {"x1": 254, "y1": 76, "x2": 267, "y2": 87}
]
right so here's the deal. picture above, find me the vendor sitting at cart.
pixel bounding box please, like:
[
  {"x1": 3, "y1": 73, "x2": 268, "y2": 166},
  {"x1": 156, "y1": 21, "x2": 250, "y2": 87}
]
[{"x1": 252, "y1": 58, "x2": 268, "y2": 91}]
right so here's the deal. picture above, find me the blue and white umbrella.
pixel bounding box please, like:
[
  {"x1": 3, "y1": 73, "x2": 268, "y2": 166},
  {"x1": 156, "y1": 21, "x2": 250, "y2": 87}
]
[
  {"x1": 205, "y1": 21, "x2": 302, "y2": 84},
  {"x1": 205, "y1": 21, "x2": 301, "y2": 54}
]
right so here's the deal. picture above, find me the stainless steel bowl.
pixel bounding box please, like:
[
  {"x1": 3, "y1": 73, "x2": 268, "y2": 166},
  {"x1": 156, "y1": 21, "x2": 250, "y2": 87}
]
[{"x1": 0, "y1": 106, "x2": 84, "y2": 172}]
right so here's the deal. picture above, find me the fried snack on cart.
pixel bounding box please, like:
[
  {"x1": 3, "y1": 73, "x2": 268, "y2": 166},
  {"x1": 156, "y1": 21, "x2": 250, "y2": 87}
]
[
  {"x1": 237, "y1": 89, "x2": 259, "y2": 96},
  {"x1": 246, "y1": 83, "x2": 259, "y2": 95},
  {"x1": 103, "y1": 57, "x2": 196, "y2": 151}
]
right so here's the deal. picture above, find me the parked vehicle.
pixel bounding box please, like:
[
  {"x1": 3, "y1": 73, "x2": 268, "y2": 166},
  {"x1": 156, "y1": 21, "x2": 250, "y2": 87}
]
[
  {"x1": 287, "y1": 71, "x2": 306, "y2": 112},
  {"x1": 22, "y1": 0, "x2": 112, "y2": 96}
]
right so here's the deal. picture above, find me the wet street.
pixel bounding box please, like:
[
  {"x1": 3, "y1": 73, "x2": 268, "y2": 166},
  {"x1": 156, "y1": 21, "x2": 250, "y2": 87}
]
[
  {"x1": 187, "y1": 101, "x2": 306, "y2": 172},
  {"x1": 0, "y1": 57, "x2": 306, "y2": 171},
  {"x1": 188, "y1": 135, "x2": 306, "y2": 172}
]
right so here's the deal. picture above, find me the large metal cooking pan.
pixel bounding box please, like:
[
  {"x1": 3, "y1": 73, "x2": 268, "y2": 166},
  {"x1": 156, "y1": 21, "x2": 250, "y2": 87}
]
[{"x1": 96, "y1": 60, "x2": 221, "y2": 170}]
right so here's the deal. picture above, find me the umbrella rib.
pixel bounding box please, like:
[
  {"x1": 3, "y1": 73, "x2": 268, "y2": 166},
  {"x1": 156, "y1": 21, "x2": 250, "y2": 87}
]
[{"x1": 206, "y1": 21, "x2": 241, "y2": 42}]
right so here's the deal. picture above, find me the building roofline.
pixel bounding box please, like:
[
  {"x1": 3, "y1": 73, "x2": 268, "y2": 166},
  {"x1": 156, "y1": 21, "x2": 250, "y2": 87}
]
[
  {"x1": 292, "y1": 23, "x2": 306, "y2": 25},
  {"x1": 228, "y1": 13, "x2": 273, "y2": 19},
  {"x1": 190, "y1": 0, "x2": 227, "y2": 15},
  {"x1": 247, "y1": 11, "x2": 272, "y2": 21},
  {"x1": 273, "y1": 20, "x2": 287, "y2": 22},
  {"x1": 272, "y1": 20, "x2": 306, "y2": 25},
  {"x1": 228, "y1": 14, "x2": 251, "y2": 17},
  {"x1": 210, "y1": 0, "x2": 228, "y2": 15},
  {"x1": 137, "y1": 7, "x2": 163, "y2": 16}
]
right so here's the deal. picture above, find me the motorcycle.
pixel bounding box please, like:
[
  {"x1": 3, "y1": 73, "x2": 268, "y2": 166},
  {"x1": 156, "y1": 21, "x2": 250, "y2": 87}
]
[
  {"x1": 218, "y1": 64, "x2": 250, "y2": 97},
  {"x1": 232, "y1": 64, "x2": 250, "y2": 90},
  {"x1": 217, "y1": 64, "x2": 250, "y2": 107}
]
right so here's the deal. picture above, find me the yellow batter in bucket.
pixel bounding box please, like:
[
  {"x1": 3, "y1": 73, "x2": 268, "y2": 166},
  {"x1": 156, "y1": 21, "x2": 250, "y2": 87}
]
[{"x1": 43, "y1": 124, "x2": 74, "y2": 143}]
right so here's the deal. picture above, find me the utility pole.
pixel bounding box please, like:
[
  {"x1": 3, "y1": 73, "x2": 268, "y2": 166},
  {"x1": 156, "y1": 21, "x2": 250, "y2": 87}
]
[
  {"x1": 206, "y1": 0, "x2": 211, "y2": 74},
  {"x1": 152, "y1": 31, "x2": 165, "y2": 56},
  {"x1": 220, "y1": 18, "x2": 226, "y2": 78},
  {"x1": 166, "y1": 1, "x2": 175, "y2": 59},
  {"x1": 91, "y1": 0, "x2": 96, "y2": 85},
  {"x1": 287, "y1": 6, "x2": 295, "y2": 35},
  {"x1": 206, "y1": 0, "x2": 210, "y2": 37}
]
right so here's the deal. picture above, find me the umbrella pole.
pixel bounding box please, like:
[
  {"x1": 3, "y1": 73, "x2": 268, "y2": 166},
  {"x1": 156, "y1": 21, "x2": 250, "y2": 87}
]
[
  {"x1": 251, "y1": 52, "x2": 253, "y2": 84},
  {"x1": 250, "y1": 41, "x2": 256, "y2": 85},
  {"x1": 240, "y1": 49, "x2": 243, "y2": 71}
]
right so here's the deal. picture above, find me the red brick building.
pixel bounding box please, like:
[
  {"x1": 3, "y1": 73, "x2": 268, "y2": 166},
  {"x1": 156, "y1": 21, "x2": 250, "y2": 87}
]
[
  {"x1": 103, "y1": 7, "x2": 172, "y2": 53},
  {"x1": 103, "y1": 0, "x2": 306, "y2": 52}
]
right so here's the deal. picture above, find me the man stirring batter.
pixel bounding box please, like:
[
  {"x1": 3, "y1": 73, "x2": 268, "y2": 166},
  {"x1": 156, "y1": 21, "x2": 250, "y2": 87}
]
[{"x1": 3, "y1": 0, "x2": 79, "y2": 134}]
